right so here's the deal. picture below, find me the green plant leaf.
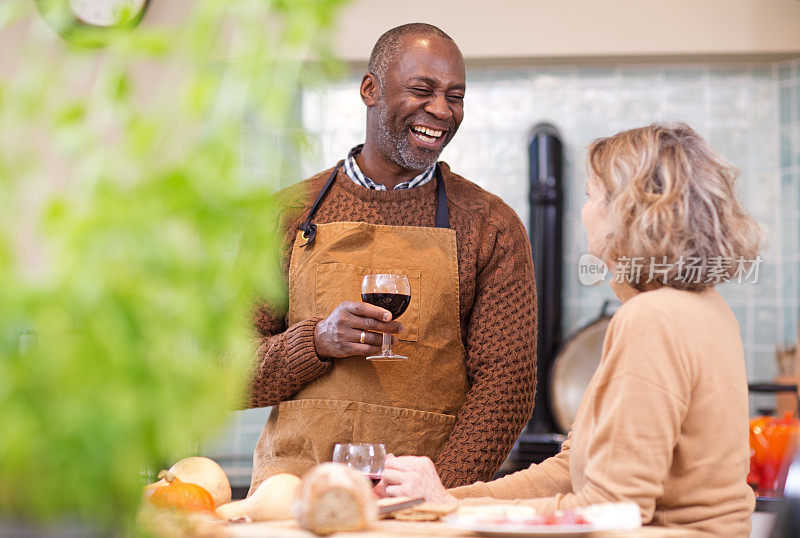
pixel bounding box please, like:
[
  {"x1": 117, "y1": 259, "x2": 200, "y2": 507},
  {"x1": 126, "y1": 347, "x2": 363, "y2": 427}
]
[{"x1": 0, "y1": 0, "x2": 348, "y2": 530}]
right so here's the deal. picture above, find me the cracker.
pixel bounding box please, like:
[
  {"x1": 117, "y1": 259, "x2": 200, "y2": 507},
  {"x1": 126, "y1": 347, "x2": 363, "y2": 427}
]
[
  {"x1": 390, "y1": 501, "x2": 459, "y2": 521},
  {"x1": 414, "y1": 501, "x2": 458, "y2": 515},
  {"x1": 393, "y1": 509, "x2": 440, "y2": 521}
]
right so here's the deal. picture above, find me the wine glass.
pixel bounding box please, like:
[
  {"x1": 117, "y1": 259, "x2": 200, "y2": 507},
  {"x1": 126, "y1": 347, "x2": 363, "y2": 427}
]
[
  {"x1": 332, "y1": 443, "x2": 387, "y2": 486},
  {"x1": 361, "y1": 274, "x2": 411, "y2": 361}
]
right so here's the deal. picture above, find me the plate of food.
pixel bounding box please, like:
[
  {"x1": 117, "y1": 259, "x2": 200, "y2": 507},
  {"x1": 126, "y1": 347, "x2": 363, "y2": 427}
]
[{"x1": 443, "y1": 502, "x2": 641, "y2": 537}]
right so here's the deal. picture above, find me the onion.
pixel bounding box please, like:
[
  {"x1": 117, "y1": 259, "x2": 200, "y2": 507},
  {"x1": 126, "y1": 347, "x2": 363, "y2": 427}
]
[
  {"x1": 215, "y1": 499, "x2": 250, "y2": 521},
  {"x1": 215, "y1": 473, "x2": 301, "y2": 522}
]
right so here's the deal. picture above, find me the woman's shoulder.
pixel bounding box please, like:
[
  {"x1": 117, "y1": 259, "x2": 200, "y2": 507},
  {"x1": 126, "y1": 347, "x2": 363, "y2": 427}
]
[
  {"x1": 623, "y1": 286, "x2": 729, "y2": 316},
  {"x1": 600, "y1": 287, "x2": 739, "y2": 390},
  {"x1": 610, "y1": 286, "x2": 739, "y2": 344}
]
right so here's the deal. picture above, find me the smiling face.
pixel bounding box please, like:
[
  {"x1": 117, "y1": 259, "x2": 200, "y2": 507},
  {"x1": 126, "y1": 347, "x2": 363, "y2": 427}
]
[{"x1": 366, "y1": 34, "x2": 465, "y2": 172}]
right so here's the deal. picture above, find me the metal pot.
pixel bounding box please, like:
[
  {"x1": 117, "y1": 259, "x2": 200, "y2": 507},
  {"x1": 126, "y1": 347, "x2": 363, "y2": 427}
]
[{"x1": 548, "y1": 301, "x2": 615, "y2": 433}]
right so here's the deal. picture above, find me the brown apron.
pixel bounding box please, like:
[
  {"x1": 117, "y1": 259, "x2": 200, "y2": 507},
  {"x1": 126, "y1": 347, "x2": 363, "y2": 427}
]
[{"x1": 250, "y1": 164, "x2": 468, "y2": 491}]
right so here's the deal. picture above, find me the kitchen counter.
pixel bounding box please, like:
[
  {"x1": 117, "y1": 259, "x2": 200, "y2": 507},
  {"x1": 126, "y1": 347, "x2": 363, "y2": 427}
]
[{"x1": 225, "y1": 519, "x2": 702, "y2": 537}]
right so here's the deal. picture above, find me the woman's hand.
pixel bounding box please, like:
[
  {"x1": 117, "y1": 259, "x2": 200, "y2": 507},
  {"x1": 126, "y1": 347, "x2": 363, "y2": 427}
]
[
  {"x1": 314, "y1": 301, "x2": 403, "y2": 359},
  {"x1": 375, "y1": 454, "x2": 457, "y2": 503}
]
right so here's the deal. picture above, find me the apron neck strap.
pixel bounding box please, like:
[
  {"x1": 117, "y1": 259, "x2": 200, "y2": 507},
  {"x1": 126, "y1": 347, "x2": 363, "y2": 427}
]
[
  {"x1": 298, "y1": 163, "x2": 341, "y2": 247},
  {"x1": 299, "y1": 162, "x2": 449, "y2": 248},
  {"x1": 433, "y1": 164, "x2": 449, "y2": 229}
]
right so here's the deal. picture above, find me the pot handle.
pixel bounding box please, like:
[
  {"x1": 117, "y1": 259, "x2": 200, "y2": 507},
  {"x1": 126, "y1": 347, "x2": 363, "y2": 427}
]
[
  {"x1": 599, "y1": 299, "x2": 614, "y2": 319},
  {"x1": 748, "y1": 383, "x2": 798, "y2": 393}
]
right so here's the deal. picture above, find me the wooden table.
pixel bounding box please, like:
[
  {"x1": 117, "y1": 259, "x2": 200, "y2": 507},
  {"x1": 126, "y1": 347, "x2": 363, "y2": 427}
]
[{"x1": 226, "y1": 519, "x2": 700, "y2": 537}]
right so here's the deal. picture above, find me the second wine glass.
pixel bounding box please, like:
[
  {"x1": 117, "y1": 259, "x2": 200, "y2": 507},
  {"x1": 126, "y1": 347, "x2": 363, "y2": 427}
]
[
  {"x1": 332, "y1": 443, "x2": 386, "y2": 486},
  {"x1": 361, "y1": 274, "x2": 411, "y2": 361}
]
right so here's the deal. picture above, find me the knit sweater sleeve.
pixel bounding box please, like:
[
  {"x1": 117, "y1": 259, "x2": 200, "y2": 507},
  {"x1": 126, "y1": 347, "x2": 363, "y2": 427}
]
[
  {"x1": 244, "y1": 196, "x2": 332, "y2": 408},
  {"x1": 244, "y1": 307, "x2": 331, "y2": 408},
  {"x1": 434, "y1": 209, "x2": 537, "y2": 487}
]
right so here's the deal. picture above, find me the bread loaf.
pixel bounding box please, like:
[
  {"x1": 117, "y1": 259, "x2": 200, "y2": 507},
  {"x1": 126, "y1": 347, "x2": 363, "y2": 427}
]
[{"x1": 293, "y1": 463, "x2": 377, "y2": 535}]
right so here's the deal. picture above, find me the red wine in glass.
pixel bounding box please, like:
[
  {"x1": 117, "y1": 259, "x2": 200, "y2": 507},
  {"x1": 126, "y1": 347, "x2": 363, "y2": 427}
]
[
  {"x1": 361, "y1": 274, "x2": 411, "y2": 361},
  {"x1": 361, "y1": 293, "x2": 411, "y2": 320},
  {"x1": 365, "y1": 473, "x2": 382, "y2": 486}
]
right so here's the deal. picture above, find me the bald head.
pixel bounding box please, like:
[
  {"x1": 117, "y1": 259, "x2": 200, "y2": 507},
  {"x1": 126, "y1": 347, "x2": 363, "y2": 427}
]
[{"x1": 368, "y1": 23, "x2": 455, "y2": 88}]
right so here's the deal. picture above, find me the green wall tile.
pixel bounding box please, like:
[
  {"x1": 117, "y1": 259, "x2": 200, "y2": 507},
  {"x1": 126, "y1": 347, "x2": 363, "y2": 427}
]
[
  {"x1": 780, "y1": 85, "x2": 794, "y2": 125},
  {"x1": 782, "y1": 128, "x2": 794, "y2": 168},
  {"x1": 753, "y1": 306, "x2": 779, "y2": 345},
  {"x1": 784, "y1": 304, "x2": 799, "y2": 344}
]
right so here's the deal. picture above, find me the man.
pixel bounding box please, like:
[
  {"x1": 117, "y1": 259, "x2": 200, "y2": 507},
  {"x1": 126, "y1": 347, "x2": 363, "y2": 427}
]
[{"x1": 246, "y1": 23, "x2": 536, "y2": 492}]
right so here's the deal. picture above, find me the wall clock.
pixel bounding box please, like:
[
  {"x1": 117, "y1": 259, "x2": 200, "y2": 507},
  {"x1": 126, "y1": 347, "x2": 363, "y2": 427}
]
[
  {"x1": 37, "y1": 0, "x2": 151, "y2": 47},
  {"x1": 68, "y1": 0, "x2": 150, "y2": 28}
]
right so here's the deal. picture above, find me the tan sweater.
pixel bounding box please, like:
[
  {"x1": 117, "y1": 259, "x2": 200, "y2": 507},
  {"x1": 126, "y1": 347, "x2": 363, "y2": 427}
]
[{"x1": 451, "y1": 287, "x2": 755, "y2": 536}]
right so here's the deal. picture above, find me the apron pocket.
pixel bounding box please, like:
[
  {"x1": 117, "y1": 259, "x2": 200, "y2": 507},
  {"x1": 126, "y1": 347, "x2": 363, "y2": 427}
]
[
  {"x1": 268, "y1": 399, "x2": 456, "y2": 465},
  {"x1": 352, "y1": 401, "x2": 457, "y2": 462},
  {"x1": 267, "y1": 399, "x2": 356, "y2": 466},
  {"x1": 314, "y1": 263, "x2": 421, "y2": 342}
]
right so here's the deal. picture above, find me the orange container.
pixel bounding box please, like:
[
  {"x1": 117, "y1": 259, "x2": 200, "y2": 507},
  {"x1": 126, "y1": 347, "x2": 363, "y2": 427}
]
[
  {"x1": 749, "y1": 415, "x2": 772, "y2": 488},
  {"x1": 750, "y1": 412, "x2": 800, "y2": 496}
]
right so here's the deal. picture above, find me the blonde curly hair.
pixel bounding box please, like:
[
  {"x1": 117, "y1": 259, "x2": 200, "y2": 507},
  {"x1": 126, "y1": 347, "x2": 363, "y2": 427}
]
[{"x1": 587, "y1": 123, "x2": 761, "y2": 292}]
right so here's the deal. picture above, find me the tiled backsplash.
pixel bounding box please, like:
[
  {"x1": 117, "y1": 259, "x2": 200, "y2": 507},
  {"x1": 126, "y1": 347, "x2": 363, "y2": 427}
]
[
  {"x1": 779, "y1": 57, "x2": 800, "y2": 335},
  {"x1": 205, "y1": 59, "x2": 800, "y2": 485},
  {"x1": 774, "y1": 57, "x2": 800, "y2": 411}
]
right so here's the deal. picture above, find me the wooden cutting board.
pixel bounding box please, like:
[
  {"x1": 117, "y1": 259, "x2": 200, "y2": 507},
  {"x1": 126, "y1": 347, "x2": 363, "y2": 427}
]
[{"x1": 226, "y1": 519, "x2": 701, "y2": 537}]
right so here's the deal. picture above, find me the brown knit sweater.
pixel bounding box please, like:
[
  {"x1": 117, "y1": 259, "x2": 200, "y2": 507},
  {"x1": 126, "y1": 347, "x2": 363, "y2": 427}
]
[{"x1": 246, "y1": 162, "x2": 537, "y2": 487}]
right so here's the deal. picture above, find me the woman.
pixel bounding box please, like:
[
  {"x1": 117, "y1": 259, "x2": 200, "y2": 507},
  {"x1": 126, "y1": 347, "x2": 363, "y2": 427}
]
[{"x1": 377, "y1": 123, "x2": 760, "y2": 536}]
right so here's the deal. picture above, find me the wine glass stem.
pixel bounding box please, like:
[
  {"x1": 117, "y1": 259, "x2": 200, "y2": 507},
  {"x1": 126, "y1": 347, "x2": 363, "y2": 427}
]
[{"x1": 382, "y1": 332, "x2": 392, "y2": 355}]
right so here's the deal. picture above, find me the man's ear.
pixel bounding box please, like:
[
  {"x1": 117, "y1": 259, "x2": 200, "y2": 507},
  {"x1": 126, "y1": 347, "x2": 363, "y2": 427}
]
[{"x1": 360, "y1": 73, "x2": 379, "y2": 107}]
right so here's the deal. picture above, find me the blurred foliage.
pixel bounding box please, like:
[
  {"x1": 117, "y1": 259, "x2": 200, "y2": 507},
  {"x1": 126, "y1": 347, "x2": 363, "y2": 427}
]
[{"x1": 0, "y1": 0, "x2": 348, "y2": 531}]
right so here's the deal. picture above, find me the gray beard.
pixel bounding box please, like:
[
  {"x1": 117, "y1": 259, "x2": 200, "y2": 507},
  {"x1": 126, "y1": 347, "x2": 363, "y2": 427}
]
[{"x1": 374, "y1": 100, "x2": 440, "y2": 172}]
